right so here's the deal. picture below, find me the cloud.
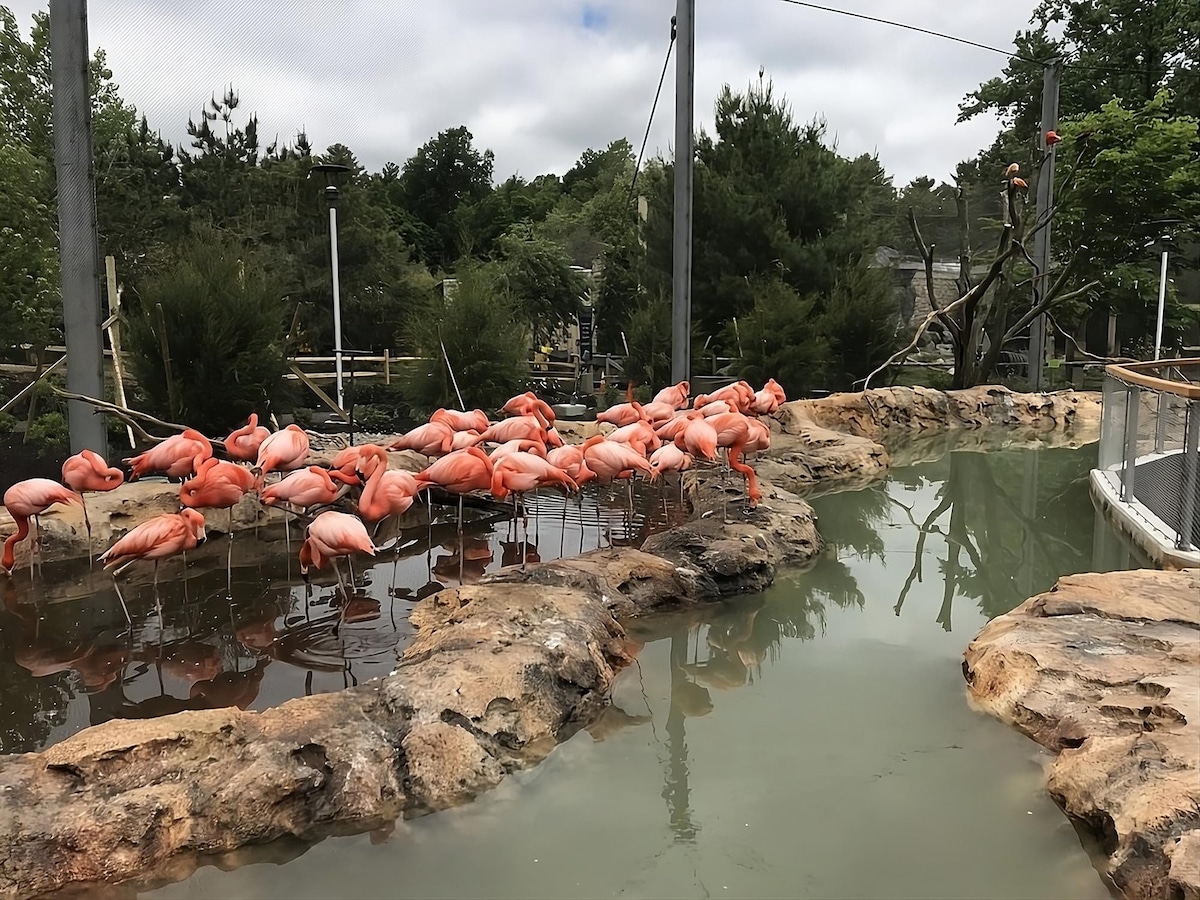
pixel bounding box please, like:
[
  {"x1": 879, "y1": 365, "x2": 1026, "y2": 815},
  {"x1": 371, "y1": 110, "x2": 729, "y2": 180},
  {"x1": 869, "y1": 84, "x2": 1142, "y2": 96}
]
[{"x1": 8, "y1": 0, "x2": 1037, "y2": 185}]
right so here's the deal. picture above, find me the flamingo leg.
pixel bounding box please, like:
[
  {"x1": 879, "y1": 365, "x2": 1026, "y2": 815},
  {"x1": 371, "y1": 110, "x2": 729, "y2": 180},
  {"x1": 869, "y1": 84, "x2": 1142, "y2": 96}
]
[
  {"x1": 227, "y1": 508, "x2": 234, "y2": 598},
  {"x1": 457, "y1": 494, "x2": 464, "y2": 536},
  {"x1": 111, "y1": 576, "x2": 132, "y2": 625},
  {"x1": 81, "y1": 494, "x2": 93, "y2": 567},
  {"x1": 30, "y1": 515, "x2": 39, "y2": 581},
  {"x1": 332, "y1": 559, "x2": 352, "y2": 635},
  {"x1": 153, "y1": 560, "x2": 164, "y2": 632}
]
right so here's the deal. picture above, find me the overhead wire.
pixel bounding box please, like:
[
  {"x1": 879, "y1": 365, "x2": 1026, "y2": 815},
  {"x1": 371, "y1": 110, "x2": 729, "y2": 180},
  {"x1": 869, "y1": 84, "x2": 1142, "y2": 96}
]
[{"x1": 627, "y1": 16, "x2": 677, "y2": 206}]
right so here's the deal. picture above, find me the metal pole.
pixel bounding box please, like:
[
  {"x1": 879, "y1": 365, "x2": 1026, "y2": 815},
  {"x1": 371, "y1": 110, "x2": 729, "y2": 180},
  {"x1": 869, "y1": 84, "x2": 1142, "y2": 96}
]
[
  {"x1": 1153, "y1": 247, "x2": 1168, "y2": 359},
  {"x1": 1177, "y1": 401, "x2": 1199, "y2": 551},
  {"x1": 671, "y1": 0, "x2": 694, "y2": 385},
  {"x1": 50, "y1": 0, "x2": 107, "y2": 456},
  {"x1": 327, "y1": 188, "x2": 344, "y2": 409},
  {"x1": 1027, "y1": 58, "x2": 1061, "y2": 392},
  {"x1": 1121, "y1": 385, "x2": 1140, "y2": 503}
]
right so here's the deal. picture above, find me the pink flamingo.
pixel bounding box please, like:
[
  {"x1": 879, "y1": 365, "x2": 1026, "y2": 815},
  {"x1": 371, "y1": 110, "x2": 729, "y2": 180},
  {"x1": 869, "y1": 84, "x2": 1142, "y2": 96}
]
[
  {"x1": 501, "y1": 391, "x2": 556, "y2": 430},
  {"x1": 652, "y1": 380, "x2": 691, "y2": 410},
  {"x1": 607, "y1": 421, "x2": 662, "y2": 456},
  {"x1": 61, "y1": 449, "x2": 124, "y2": 558},
  {"x1": 474, "y1": 415, "x2": 559, "y2": 448},
  {"x1": 298, "y1": 511, "x2": 378, "y2": 626},
  {"x1": 547, "y1": 444, "x2": 597, "y2": 486},
  {"x1": 488, "y1": 439, "x2": 548, "y2": 460},
  {"x1": 413, "y1": 446, "x2": 494, "y2": 534},
  {"x1": 490, "y1": 453, "x2": 578, "y2": 570},
  {"x1": 707, "y1": 412, "x2": 763, "y2": 508},
  {"x1": 389, "y1": 421, "x2": 455, "y2": 457},
  {"x1": 98, "y1": 508, "x2": 207, "y2": 624},
  {"x1": 582, "y1": 435, "x2": 654, "y2": 482},
  {"x1": 356, "y1": 446, "x2": 421, "y2": 527},
  {"x1": 750, "y1": 379, "x2": 787, "y2": 416},
  {"x1": 649, "y1": 442, "x2": 693, "y2": 507},
  {"x1": 596, "y1": 400, "x2": 646, "y2": 427},
  {"x1": 259, "y1": 466, "x2": 359, "y2": 514},
  {"x1": 674, "y1": 415, "x2": 720, "y2": 462},
  {"x1": 180, "y1": 456, "x2": 258, "y2": 584},
  {"x1": 431, "y1": 408, "x2": 491, "y2": 433},
  {"x1": 125, "y1": 429, "x2": 213, "y2": 481},
  {"x1": 224, "y1": 413, "x2": 271, "y2": 463},
  {"x1": 254, "y1": 424, "x2": 310, "y2": 479},
  {"x1": 2, "y1": 478, "x2": 81, "y2": 577}
]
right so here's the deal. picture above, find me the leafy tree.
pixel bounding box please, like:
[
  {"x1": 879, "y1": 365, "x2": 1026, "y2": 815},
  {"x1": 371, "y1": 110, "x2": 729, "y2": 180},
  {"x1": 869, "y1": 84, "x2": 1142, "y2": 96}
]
[
  {"x1": 124, "y1": 231, "x2": 293, "y2": 434},
  {"x1": 0, "y1": 142, "x2": 60, "y2": 351},
  {"x1": 619, "y1": 292, "x2": 673, "y2": 390},
  {"x1": 401, "y1": 265, "x2": 527, "y2": 413},
  {"x1": 819, "y1": 260, "x2": 904, "y2": 391},
  {"x1": 493, "y1": 225, "x2": 588, "y2": 340},
  {"x1": 732, "y1": 277, "x2": 829, "y2": 398},
  {"x1": 397, "y1": 125, "x2": 495, "y2": 267}
]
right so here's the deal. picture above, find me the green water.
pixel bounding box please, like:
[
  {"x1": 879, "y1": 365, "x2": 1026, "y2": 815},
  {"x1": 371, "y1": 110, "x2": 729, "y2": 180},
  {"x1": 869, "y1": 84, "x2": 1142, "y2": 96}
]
[{"x1": 144, "y1": 444, "x2": 1133, "y2": 899}]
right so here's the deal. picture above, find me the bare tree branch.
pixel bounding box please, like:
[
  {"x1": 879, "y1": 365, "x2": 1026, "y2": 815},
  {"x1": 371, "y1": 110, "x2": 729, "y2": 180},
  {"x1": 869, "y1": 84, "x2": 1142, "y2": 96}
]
[{"x1": 51, "y1": 388, "x2": 230, "y2": 451}]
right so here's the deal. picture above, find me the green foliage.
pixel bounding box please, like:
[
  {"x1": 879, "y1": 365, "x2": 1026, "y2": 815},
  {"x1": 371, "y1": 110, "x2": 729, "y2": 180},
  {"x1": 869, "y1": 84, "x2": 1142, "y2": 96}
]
[
  {"x1": 0, "y1": 141, "x2": 59, "y2": 348},
  {"x1": 0, "y1": 410, "x2": 17, "y2": 435},
  {"x1": 401, "y1": 267, "x2": 527, "y2": 413},
  {"x1": 619, "y1": 293, "x2": 673, "y2": 390},
  {"x1": 124, "y1": 232, "x2": 292, "y2": 434},
  {"x1": 26, "y1": 411, "x2": 67, "y2": 458},
  {"x1": 732, "y1": 278, "x2": 829, "y2": 398},
  {"x1": 820, "y1": 261, "x2": 905, "y2": 391},
  {"x1": 493, "y1": 225, "x2": 588, "y2": 339}
]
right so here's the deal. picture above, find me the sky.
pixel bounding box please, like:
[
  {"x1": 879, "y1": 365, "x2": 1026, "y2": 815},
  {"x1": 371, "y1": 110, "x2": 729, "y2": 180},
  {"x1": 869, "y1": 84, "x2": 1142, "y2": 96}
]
[{"x1": 8, "y1": 0, "x2": 1039, "y2": 187}]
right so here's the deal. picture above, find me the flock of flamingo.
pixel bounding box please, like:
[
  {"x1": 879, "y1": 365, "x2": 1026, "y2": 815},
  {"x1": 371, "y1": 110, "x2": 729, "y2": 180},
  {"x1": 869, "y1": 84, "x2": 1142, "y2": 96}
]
[{"x1": 1, "y1": 378, "x2": 785, "y2": 624}]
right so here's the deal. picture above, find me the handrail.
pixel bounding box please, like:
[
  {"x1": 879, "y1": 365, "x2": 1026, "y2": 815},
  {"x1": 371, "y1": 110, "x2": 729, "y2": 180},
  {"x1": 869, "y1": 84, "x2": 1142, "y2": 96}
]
[{"x1": 1104, "y1": 358, "x2": 1200, "y2": 400}]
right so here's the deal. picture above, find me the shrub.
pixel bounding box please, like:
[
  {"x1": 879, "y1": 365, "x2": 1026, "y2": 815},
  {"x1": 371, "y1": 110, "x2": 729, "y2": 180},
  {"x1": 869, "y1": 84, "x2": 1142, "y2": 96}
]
[
  {"x1": 733, "y1": 277, "x2": 829, "y2": 398},
  {"x1": 124, "y1": 232, "x2": 293, "y2": 435},
  {"x1": 26, "y1": 412, "x2": 68, "y2": 458},
  {"x1": 401, "y1": 265, "x2": 528, "y2": 414},
  {"x1": 819, "y1": 260, "x2": 904, "y2": 391}
]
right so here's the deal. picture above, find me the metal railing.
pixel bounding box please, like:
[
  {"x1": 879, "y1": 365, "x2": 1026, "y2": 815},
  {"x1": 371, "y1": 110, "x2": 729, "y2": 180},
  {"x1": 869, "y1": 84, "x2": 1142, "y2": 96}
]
[{"x1": 1098, "y1": 359, "x2": 1200, "y2": 552}]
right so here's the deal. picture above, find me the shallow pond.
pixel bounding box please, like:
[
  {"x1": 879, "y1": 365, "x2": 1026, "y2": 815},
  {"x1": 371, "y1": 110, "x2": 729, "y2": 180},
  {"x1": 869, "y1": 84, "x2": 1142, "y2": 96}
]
[
  {"x1": 5, "y1": 442, "x2": 1142, "y2": 898},
  {"x1": 0, "y1": 482, "x2": 687, "y2": 754}
]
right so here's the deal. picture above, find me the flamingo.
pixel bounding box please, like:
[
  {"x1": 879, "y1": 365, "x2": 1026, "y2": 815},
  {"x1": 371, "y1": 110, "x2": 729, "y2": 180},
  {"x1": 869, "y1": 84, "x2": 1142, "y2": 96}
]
[
  {"x1": 450, "y1": 429, "x2": 483, "y2": 451},
  {"x1": 582, "y1": 435, "x2": 653, "y2": 482},
  {"x1": 98, "y1": 508, "x2": 207, "y2": 625},
  {"x1": 2, "y1": 478, "x2": 81, "y2": 577},
  {"x1": 750, "y1": 378, "x2": 786, "y2": 416},
  {"x1": 254, "y1": 424, "x2": 310, "y2": 479},
  {"x1": 607, "y1": 421, "x2": 662, "y2": 456},
  {"x1": 636, "y1": 400, "x2": 678, "y2": 424},
  {"x1": 61, "y1": 449, "x2": 124, "y2": 561},
  {"x1": 356, "y1": 446, "x2": 421, "y2": 526},
  {"x1": 412, "y1": 446, "x2": 494, "y2": 534},
  {"x1": 674, "y1": 415, "x2": 720, "y2": 462},
  {"x1": 259, "y1": 465, "x2": 360, "y2": 514},
  {"x1": 500, "y1": 391, "x2": 556, "y2": 430},
  {"x1": 695, "y1": 381, "x2": 755, "y2": 413},
  {"x1": 696, "y1": 399, "x2": 735, "y2": 417},
  {"x1": 330, "y1": 444, "x2": 376, "y2": 478},
  {"x1": 474, "y1": 415, "x2": 557, "y2": 448},
  {"x1": 125, "y1": 429, "x2": 213, "y2": 481},
  {"x1": 655, "y1": 413, "x2": 693, "y2": 442},
  {"x1": 430, "y1": 408, "x2": 490, "y2": 433},
  {"x1": 299, "y1": 510, "x2": 379, "y2": 626},
  {"x1": 223, "y1": 413, "x2": 271, "y2": 463},
  {"x1": 652, "y1": 380, "x2": 691, "y2": 410},
  {"x1": 649, "y1": 443, "x2": 693, "y2": 507},
  {"x1": 180, "y1": 456, "x2": 257, "y2": 587},
  {"x1": 707, "y1": 412, "x2": 764, "y2": 508},
  {"x1": 488, "y1": 439, "x2": 548, "y2": 460},
  {"x1": 389, "y1": 421, "x2": 455, "y2": 458},
  {"x1": 596, "y1": 400, "x2": 646, "y2": 427},
  {"x1": 546, "y1": 444, "x2": 597, "y2": 486},
  {"x1": 490, "y1": 453, "x2": 578, "y2": 570}
]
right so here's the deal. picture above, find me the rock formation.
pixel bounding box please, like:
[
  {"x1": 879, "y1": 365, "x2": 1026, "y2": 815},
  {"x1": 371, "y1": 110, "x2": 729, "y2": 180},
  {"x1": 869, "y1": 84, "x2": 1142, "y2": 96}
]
[{"x1": 964, "y1": 570, "x2": 1200, "y2": 900}]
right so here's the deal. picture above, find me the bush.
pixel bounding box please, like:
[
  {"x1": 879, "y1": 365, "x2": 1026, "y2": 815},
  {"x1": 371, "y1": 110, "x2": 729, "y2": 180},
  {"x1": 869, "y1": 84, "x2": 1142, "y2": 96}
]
[
  {"x1": 620, "y1": 292, "x2": 673, "y2": 391},
  {"x1": 733, "y1": 277, "x2": 829, "y2": 398},
  {"x1": 26, "y1": 412, "x2": 68, "y2": 458},
  {"x1": 124, "y1": 232, "x2": 294, "y2": 435},
  {"x1": 401, "y1": 265, "x2": 528, "y2": 414},
  {"x1": 819, "y1": 260, "x2": 904, "y2": 391}
]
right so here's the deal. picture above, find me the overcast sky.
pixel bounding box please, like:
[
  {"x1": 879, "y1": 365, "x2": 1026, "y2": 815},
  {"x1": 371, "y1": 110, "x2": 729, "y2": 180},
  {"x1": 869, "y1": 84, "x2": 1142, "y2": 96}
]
[{"x1": 9, "y1": 0, "x2": 1038, "y2": 186}]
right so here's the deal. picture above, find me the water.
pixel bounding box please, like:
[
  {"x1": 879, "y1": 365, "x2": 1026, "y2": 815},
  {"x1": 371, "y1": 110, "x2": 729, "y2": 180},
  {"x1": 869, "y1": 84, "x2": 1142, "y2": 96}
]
[
  {"x1": 7, "y1": 443, "x2": 1139, "y2": 898},
  {"x1": 0, "y1": 482, "x2": 688, "y2": 755}
]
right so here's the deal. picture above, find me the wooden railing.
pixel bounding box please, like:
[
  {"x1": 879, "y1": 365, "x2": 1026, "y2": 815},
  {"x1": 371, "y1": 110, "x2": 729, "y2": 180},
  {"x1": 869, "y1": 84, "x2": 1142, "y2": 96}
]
[{"x1": 1105, "y1": 358, "x2": 1200, "y2": 400}]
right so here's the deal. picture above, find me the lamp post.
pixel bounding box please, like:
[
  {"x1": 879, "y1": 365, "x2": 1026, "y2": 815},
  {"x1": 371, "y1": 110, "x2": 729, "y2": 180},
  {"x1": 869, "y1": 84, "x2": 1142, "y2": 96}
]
[
  {"x1": 1154, "y1": 236, "x2": 1169, "y2": 360},
  {"x1": 309, "y1": 163, "x2": 352, "y2": 408}
]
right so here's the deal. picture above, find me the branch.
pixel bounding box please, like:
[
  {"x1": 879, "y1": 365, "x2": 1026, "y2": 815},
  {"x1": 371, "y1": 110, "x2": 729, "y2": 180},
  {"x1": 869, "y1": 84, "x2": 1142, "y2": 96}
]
[
  {"x1": 1045, "y1": 311, "x2": 1139, "y2": 365},
  {"x1": 51, "y1": 388, "x2": 229, "y2": 451},
  {"x1": 1003, "y1": 279, "x2": 1102, "y2": 343},
  {"x1": 859, "y1": 235, "x2": 1020, "y2": 389},
  {"x1": 907, "y1": 207, "x2": 940, "y2": 312}
]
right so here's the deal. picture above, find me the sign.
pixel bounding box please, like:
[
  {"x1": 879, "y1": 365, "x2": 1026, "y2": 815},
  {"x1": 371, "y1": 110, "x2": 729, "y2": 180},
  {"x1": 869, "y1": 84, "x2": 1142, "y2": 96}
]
[{"x1": 579, "y1": 311, "x2": 594, "y2": 359}]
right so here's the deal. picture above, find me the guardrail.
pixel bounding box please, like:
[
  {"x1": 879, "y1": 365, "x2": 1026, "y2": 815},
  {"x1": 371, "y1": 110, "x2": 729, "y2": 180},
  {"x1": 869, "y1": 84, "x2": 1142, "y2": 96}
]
[{"x1": 1097, "y1": 358, "x2": 1200, "y2": 554}]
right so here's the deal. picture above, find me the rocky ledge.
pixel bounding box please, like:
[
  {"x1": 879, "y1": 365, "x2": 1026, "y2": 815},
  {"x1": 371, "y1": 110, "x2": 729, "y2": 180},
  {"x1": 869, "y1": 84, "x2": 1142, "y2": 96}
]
[
  {"x1": 761, "y1": 384, "x2": 1099, "y2": 494},
  {"x1": 963, "y1": 570, "x2": 1200, "y2": 900},
  {"x1": 0, "y1": 472, "x2": 819, "y2": 899}
]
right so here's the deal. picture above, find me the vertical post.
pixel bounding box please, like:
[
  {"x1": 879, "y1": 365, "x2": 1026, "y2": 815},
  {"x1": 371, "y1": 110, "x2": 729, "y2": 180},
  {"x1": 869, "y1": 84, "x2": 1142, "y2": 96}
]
[
  {"x1": 104, "y1": 255, "x2": 135, "y2": 448},
  {"x1": 327, "y1": 190, "x2": 344, "y2": 409},
  {"x1": 50, "y1": 0, "x2": 107, "y2": 456},
  {"x1": 1177, "y1": 400, "x2": 1199, "y2": 551},
  {"x1": 1153, "y1": 247, "x2": 1169, "y2": 360},
  {"x1": 1121, "y1": 385, "x2": 1140, "y2": 503},
  {"x1": 1027, "y1": 58, "x2": 1061, "y2": 392},
  {"x1": 671, "y1": 0, "x2": 694, "y2": 386}
]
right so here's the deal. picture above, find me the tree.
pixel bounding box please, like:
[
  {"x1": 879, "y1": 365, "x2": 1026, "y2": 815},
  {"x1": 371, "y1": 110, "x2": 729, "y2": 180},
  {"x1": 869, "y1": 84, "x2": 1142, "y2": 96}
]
[
  {"x1": 731, "y1": 277, "x2": 829, "y2": 398},
  {"x1": 397, "y1": 126, "x2": 495, "y2": 267},
  {"x1": 0, "y1": 142, "x2": 60, "y2": 352},
  {"x1": 124, "y1": 231, "x2": 293, "y2": 434},
  {"x1": 493, "y1": 225, "x2": 588, "y2": 340},
  {"x1": 401, "y1": 266, "x2": 528, "y2": 413}
]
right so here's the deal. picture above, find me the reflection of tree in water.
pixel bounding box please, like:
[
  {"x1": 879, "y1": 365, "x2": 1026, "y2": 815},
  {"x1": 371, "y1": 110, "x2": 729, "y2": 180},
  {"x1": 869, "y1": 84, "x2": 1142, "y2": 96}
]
[
  {"x1": 808, "y1": 483, "x2": 891, "y2": 561},
  {"x1": 0, "y1": 623, "x2": 74, "y2": 754},
  {"x1": 837, "y1": 446, "x2": 1096, "y2": 627}
]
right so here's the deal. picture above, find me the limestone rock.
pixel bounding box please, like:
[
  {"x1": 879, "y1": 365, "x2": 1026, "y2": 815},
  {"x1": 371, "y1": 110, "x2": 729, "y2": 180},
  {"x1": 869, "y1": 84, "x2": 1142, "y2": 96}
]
[{"x1": 963, "y1": 570, "x2": 1200, "y2": 900}]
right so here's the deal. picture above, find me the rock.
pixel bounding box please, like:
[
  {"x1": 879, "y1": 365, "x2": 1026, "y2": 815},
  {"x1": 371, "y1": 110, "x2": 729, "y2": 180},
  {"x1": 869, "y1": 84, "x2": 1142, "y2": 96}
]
[{"x1": 963, "y1": 570, "x2": 1200, "y2": 900}]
